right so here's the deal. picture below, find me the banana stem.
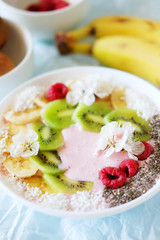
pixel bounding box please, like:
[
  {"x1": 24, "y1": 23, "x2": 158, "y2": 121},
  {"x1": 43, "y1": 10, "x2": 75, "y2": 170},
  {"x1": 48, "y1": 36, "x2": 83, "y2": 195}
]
[
  {"x1": 66, "y1": 25, "x2": 92, "y2": 41},
  {"x1": 56, "y1": 32, "x2": 93, "y2": 55}
]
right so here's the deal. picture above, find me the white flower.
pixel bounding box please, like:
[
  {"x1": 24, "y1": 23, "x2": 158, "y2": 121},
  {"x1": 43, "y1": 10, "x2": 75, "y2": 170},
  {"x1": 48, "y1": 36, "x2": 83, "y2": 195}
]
[
  {"x1": 66, "y1": 77, "x2": 113, "y2": 106},
  {"x1": 92, "y1": 79, "x2": 114, "y2": 99},
  {"x1": 66, "y1": 80, "x2": 95, "y2": 106},
  {"x1": 10, "y1": 129, "x2": 39, "y2": 158},
  {"x1": 97, "y1": 121, "x2": 144, "y2": 160}
]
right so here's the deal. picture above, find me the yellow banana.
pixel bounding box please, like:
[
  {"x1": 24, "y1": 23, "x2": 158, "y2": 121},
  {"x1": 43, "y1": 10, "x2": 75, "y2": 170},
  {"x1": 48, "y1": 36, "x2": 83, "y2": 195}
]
[
  {"x1": 5, "y1": 108, "x2": 41, "y2": 125},
  {"x1": 92, "y1": 36, "x2": 160, "y2": 87},
  {"x1": 56, "y1": 15, "x2": 160, "y2": 54},
  {"x1": 5, "y1": 124, "x2": 28, "y2": 152},
  {"x1": 111, "y1": 88, "x2": 127, "y2": 109},
  {"x1": 34, "y1": 98, "x2": 49, "y2": 108},
  {"x1": 57, "y1": 35, "x2": 160, "y2": 87},
  {"x1": 3, "y1": 156, "x2": 38, "y2": 178},
  {"x1": 24, "y1": 176, "x2": 55, "y2": 194}
]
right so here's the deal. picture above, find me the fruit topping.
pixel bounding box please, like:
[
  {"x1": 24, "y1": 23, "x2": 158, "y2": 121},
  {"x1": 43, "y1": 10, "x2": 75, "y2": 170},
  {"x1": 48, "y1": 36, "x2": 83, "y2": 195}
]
[
  {"x1": 24, "y1": 176, "x2": 55, "y2": 194},
  {"x1": 29, "y1": 151, "x2": 64, "y2": 174},
  {"x1": 3, "y1": 156, "x2": 38, "y2": 178},
  {"x1": 111, "y1": 88, "x2": 127, "y2": 109},
  {"x1": 72, "y1": 101, "x2": 112, "y2": 133},
  {"x1": 104, "y1": 108, "x2": 152, "y2": 141},
  {"x1": 43, "y1": 173, "x2": 93, "y2": 194},
  {"x1": 31, "y1": 121, "x2": 64, "y2": 151},
  {"x1": 99, "y1": 167, "x2": 127, "y2": 189},
  {"x1": 119, "y1": 159, "x2": 139, "y2": 178},
  {"x1": 43, "y1": 99, "x2": 76, "y2": 130},
  {"x1": 48, "y1": 83, "x2": 68, "y2": 101},
  {"x1": 5, "y1": 108, "x2": 41, "y2": 125},
  {"x1": 137, "y1": 141, "x2": 154, "y2": 160}
]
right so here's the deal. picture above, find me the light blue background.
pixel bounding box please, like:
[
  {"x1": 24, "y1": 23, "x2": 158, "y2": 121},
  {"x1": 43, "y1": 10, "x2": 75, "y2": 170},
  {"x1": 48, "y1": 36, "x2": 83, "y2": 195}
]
[{"x1": 1, "y1": 0, "x2": 160, "y2": 239}]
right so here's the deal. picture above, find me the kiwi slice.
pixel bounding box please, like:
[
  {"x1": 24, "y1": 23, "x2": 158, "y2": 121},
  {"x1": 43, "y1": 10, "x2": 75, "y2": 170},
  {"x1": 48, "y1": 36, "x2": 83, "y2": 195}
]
[
  {"x1": 72, "y1": 101, "x2": 112, "y2": 133},
  {"x1": 104, "y1": 108, "x2": 152, "y2": 141},
  {"x1": 43, "y1": 173, "x2": 93, "y2": 194},
  {"x1": 43, "y1": 99, "x2": 76, "y2": 130},
  {"x1": 31, "y1": 121, "x2": 63, "y2": 151},
  {"x1": 29, "y1": 151, "x2": 65, "y2": 174}
]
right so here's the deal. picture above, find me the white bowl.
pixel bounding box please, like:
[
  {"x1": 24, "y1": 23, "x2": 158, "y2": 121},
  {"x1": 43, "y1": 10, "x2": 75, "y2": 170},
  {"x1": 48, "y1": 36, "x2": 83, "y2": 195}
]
[
  {"x1": 0, "y1": 66, "x2": 160, "y2": 218},
  {"x1": 0, "y1": 18, "x2": 33, "y2": 100},
  {"x1": 0, "y1": 0, "x2": 89, "y2": 40}
]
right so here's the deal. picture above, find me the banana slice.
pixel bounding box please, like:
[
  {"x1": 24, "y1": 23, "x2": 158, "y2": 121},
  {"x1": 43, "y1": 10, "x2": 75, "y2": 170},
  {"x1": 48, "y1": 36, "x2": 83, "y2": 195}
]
[
  {"x1": 34, "y1": 98, "x2": 49, "y2": 108},
  {"x1": 24, "y1": 176, "x2": 55, "y2": 194},
  {"x1": 5, "y1": 124, "x2": 28, "y2": 153},
  {"x1": 111, "y1": 88, "x2": 127, "y2": 109},
  {"x1": 9, "y1": 124, "x2": 28, "y2": 135},
  {"x1": 5, "y1": 108, "x2": 41, "y2": 125},
  {"x1": 3, "y1": 156, "x2": 38, "y2": 178}
]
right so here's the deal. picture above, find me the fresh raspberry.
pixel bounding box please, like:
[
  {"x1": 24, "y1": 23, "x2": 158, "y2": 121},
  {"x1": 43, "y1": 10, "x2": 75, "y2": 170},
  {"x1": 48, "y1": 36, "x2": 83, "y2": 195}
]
[
  {"x1": 137, "y1": 141, "x2": 154, "y2": 160},
  {"x1": 26, "y1": 4, "x2": 41, "y2": 11},
  {"x1": 47, "y1": 83, "x2": 68, "y2": 101},
  {"x1": 99, "y1": 167, "x2": 127, "y2": 189},
  {"x1": 119, "y1": 159, "x2": 139, "y2": 178},
  {"x1": 52, "y1": 0, "x2": 70, "y2": 10},
  {"x1": 39, "y1": 0, "x2": 54, "y2": 11}
]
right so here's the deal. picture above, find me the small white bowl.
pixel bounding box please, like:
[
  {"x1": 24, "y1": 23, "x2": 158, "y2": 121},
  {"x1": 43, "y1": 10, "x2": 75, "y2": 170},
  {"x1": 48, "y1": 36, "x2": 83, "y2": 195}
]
[
  {"x1": 0, "y1": 66, "x2": 160, "y2": 218},
  {"x1": 0, "y1": 18, "x2": 33, "y2": 100},
  {"x1": 0, "y1": 0, "x2": 89, "y2": 40}
]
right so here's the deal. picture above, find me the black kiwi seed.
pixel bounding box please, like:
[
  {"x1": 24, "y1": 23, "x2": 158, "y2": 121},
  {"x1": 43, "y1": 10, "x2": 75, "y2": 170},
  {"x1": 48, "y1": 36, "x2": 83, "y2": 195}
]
[{"x1": 37, "y1": 152, "x2": 57, "y2": 168}]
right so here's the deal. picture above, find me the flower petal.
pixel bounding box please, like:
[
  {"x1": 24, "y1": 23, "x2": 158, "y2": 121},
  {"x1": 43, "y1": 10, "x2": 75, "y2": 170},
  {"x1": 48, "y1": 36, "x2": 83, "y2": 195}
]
[{"x1": 104, "y1": 146, "x2": 115, "y2": 158}]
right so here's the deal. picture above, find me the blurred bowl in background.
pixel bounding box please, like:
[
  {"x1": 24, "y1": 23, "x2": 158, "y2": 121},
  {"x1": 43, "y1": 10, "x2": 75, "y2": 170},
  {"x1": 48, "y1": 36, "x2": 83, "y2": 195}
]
[
  {"x1": 0, "y1": 18, "x2": 33, "y2": 100},
  {"x1": 0, "y1": 0, "x2": 89, "y2": 40}
]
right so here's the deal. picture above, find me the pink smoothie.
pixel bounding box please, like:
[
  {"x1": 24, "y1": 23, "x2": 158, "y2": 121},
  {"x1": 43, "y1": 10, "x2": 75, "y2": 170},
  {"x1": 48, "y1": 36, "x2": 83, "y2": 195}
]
[{"x1": 58, "y1": 124, "x2": 130, "y2": 191}]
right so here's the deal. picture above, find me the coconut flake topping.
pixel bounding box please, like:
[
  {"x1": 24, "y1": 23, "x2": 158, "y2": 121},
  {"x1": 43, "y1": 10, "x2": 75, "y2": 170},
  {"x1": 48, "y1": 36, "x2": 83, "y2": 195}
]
[
  {"x1": 125, "y1": 88, "x2": 158, "y2": 120},
  {"x1": 13, "y1": 86, "x2": 46, "y2": 112}
]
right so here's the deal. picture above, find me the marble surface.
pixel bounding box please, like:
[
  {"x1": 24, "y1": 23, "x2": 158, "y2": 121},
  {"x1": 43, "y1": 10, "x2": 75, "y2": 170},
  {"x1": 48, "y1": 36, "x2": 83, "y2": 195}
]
[{"x1": 1, "y1": 0, "x2": 160, "y2": 239}]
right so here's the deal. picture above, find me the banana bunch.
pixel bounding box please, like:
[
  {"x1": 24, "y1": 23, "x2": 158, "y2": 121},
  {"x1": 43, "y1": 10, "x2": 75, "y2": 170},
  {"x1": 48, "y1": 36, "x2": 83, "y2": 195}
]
[{"x1": 56, "y1": 15, "x2": 160, "y2": 87}]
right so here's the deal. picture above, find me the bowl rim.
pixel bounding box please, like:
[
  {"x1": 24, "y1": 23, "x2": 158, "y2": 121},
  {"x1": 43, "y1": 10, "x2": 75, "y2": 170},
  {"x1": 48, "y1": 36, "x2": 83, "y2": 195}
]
[
  {"x1": 0, "y1": 18, "x2": 33, "y2": 79},
  {"x1": 0, "y1": 0, "x2": 86, "y2": 16},
  {"x1": 0, "y1": 65, "x2": 160, "y2": 218}
]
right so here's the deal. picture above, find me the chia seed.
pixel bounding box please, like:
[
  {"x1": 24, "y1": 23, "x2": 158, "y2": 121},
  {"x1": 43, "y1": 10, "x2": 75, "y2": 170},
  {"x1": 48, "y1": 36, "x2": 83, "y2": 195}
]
[{"x1": 103, "y1": 114, "x2": 160, "y2": 207}]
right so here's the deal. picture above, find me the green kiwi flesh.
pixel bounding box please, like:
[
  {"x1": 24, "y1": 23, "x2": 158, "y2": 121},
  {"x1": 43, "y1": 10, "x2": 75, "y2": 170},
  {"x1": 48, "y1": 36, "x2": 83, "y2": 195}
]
[
  {"x1": 43, "y1": 173, "x2": 93, "y2": 194},
  {"x1": 104, "y1": 108, "x2": 152, "y2": 141},
  {"x1": 31, "y1": 121, "x2": 64, "y2": 151},
  {"x1": 29, "y1": 151, "x2": 65, "y2": 174},
  {"x1": 43, "y1": 99, "x2": 76, "y2": 130},
  {"x1": 72, "y1": 101, "x2": 112, "y2": 133}
]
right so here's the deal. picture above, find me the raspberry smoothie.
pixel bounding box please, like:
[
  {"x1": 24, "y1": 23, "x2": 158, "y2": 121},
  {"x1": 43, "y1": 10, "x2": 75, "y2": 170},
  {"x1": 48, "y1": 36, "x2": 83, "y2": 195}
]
[{"x1": 58, "y1": 124, "x2": 130, "y2": 191}]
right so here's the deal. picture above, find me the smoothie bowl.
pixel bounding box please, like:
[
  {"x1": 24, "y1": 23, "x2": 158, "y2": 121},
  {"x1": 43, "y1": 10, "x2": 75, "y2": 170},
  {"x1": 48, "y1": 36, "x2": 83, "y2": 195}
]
[{"x1": 0, "y1": 66, "x2": 160, "y2": 218}]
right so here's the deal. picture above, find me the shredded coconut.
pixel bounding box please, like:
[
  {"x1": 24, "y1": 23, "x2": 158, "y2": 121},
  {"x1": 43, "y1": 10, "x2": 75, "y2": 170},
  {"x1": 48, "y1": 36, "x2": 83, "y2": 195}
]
[
  {"x1": 70, "y1": 190, "x2": 107, "y2": 211},
  {"x1": 0, "y1": 126, "x2": 9, "y2": 162},
  {"x1": 1, "y1": 170, "x2": 107, "y2": 212},
  {"x1": 13, "y1": 86, "x2": 46, "y2": 112},
  {"x1": 39, "y1": 193, "x2": 70, "y2": 210},
  {"x1": 125, "y1": 88, "x2": 158, "y2": 120}
]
